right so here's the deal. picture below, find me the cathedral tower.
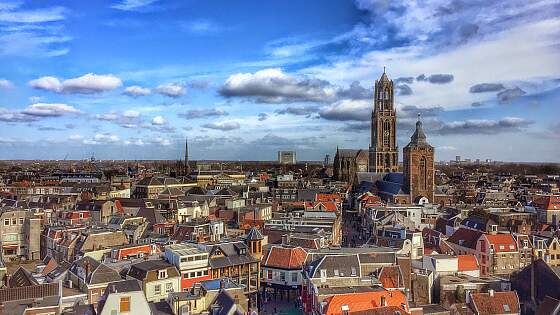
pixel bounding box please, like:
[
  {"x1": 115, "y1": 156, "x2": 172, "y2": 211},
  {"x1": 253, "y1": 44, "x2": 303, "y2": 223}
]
[
  {"x1": 403, "y1": 115, "x2": 435, "y2": 203},
  {"x1": 369, "y1": 69, "x2": 399, "y2": 173}
]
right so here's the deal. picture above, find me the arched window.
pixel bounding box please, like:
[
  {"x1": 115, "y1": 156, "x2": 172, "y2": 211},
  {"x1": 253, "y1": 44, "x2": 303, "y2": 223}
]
[
  {"x1": 419, "y1": 157, "x2": 427, "y2": 190},
  {"x1": 383, "y1": 120, "x2": 390, "y2": 146}
]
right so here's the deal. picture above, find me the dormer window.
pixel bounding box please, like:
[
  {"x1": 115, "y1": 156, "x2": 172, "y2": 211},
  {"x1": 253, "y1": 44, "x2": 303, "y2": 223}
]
[{"x1": 158, "y1": 270, "x2": 168, "y2": 279}]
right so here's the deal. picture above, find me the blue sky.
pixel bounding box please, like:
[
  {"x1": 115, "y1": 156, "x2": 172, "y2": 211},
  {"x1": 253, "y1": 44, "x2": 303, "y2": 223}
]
[{"x1": 0, "y1": 0, "x2": 559, "y2": 162}]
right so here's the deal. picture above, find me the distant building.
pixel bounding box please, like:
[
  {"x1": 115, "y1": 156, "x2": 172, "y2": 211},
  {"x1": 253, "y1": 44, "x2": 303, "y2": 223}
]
[{"x1": 278, "y1": 151, "x2": 296, "y2": 164}]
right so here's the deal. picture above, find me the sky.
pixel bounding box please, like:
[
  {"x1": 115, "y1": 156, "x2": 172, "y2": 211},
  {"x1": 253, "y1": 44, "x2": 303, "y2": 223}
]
[{"x1": 0, "y1": 0, "x2": 559, "y2": 162}]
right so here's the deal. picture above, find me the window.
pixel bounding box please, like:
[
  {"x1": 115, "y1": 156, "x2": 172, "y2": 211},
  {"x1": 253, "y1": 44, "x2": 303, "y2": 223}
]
[
  {"x1": 503, "y1": 304, "x2": 510, "y2": 312},
  {"x1": 382, "y1": 120, "x2": 391, "y2": 147},
  {"x1": 183, "y1": 273, "x2": 189, "y2": 279},
  {"x1": 292, "y1": 272, "x2": 298, "y2": 282},
  {"x1": 334, "y1": 269, "x2": 339, "y2": 276},
  {"x1": 197, "y1": 271, "x2": 202, "y2": 277},
  {"x1": 280, "y1": 272, "x2": 286, "y2": 282},
  {"x1": 18, "y1": 218, "x2": 24, "y2": 225},
  {"x1": 154, "y1": 284, "x2": 161, "y2": 295},
  {"x1": 119, "y1": 296, "x2": 131, "y2": 313},
  {"x1": 190, "y1": 272, "x2": 196, "y2": 278},
  {"x1": 158, "y1": 270, "x2": 167, "y2": 279},
  {"x1": 3, "y1": 219, "x2": 8, "y2": 226},
  {"x1": 203, "y1": 270, "x2": 208, "y2": 276},
  {"x1": 166, "y1": 282, "x2": 173, "y2": 293},
  {"x1": 11, "y1": 218, "x2": 16, "y2": 225},
  {"x1": 419, "y1": 157, "x2": 427, "y2": 190}
]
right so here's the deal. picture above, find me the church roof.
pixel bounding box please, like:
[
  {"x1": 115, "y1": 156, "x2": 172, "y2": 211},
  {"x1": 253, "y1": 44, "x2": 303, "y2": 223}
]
[
  {"x1": 379, "y1": 68, "x2": 391, "y2": 83},
  {"x1": 336, "y1": 149, "x2": 362, "y2": 158},
  {"x1": 407, "y1": 115, "x2": 432, "y2": 148}
]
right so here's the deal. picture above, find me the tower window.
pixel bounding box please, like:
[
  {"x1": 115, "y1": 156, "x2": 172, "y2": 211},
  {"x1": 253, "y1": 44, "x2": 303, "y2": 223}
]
[
  {"x1": 419, "y1": 157, "x2": 427, "y2": 190},
  {"x1": 383, "y1": 120, "x2": 390, "y2": 146}
]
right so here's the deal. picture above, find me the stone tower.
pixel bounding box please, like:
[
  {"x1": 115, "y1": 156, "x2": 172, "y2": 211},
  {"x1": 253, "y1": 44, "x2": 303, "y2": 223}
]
[
  {"x1": 369, "y1": 68, "x2": 399, "y2": 173},
  {"x1": 403, "y1": 115, "x2": 435, "y2": 203}
]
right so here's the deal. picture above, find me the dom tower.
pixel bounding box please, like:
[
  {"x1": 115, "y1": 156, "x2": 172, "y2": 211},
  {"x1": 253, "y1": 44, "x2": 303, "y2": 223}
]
[{"x1": 369, "y1": 69, "x2": 398, "y2": 173}]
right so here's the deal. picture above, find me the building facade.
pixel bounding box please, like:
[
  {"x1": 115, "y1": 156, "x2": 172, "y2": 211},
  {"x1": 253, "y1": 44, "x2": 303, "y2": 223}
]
[
  {"x1": 403, "y1": 116, "x2": 435, "y2": 203},
  {"x1": 369, "y1": 70, "x2": 398, "y2": 173}
]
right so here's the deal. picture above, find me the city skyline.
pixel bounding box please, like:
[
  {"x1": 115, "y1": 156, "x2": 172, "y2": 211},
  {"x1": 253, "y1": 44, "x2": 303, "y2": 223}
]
[{"x1": 0, "y1": 0, "x2": 559, "y2": 162}]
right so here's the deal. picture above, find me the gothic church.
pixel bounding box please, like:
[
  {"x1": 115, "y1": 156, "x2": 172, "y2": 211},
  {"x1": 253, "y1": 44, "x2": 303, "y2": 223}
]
[{"x1": 333, "y1": 69, "x2": 436, "y2": 204}]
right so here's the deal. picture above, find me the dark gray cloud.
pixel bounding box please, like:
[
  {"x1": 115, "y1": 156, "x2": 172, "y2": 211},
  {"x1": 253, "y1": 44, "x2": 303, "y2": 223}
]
[
  {"x1": 250, "y1": 133, "x2": 319, "y2": 147},
  {"x1": 399, "y1": 105, "x2": 443, "y2": 118},
  {"x1": 219, "y1": 69, "x2": 336, "y2": 103},
  {"x1": 275, "y1": 106, "x2": 319, "y2": 116},
  {"x1": 395, "y1": 77, "x2": 414, "y2": 84},
  {"x1": 427, "y1": 74, "x2": 454, "y2": 84},
  {"x1": 318, "y1": 100, "x2": 369, "y2": 121},
  {"x1": 469, "y1": 83, "x2": 505, "y2": 93},
  {"x1": 336, "y1": 81, "x2": 373, "y2": 100},
  {"x1": 471, "y1": 102, "x2": 483, "y2": 107},
  {"x1": 188, "y1": 80, "x2": 209, "y2": 89},
  {"x1": 37, "y1": 126, "x2": 65, "y2": 131},
  {"x1": 178, "y1": 108, "x2": 228, "y2": 119},
  {"x1": 202, "y1": 121, "x2": 240, "y2": 131},
  {"x1": 416, "y1": 73, "x2": 454, "y2": 84},
  {"x1": 258, "y1": 113, "x2": 268, "y2": 121},
  {"x1": 340, "y1": 121, "x2": 369, "y2": 132},
  {"x1": 497, "y1": 87, "x2": 526, "y2": 102},
  {"x1": 219, "y1": 69, "x2": 373, "y2": 104},
  {"x1": 395, "y1": 84, "x2": 413, "y2": 95},
  {"x1": 437, "y1": 117, "x2": 533, "y2": 135}
]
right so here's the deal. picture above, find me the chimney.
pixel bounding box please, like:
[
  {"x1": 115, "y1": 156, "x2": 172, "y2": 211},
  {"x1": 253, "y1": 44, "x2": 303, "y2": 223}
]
[
  {"x1": 489, "y1": 289, "x2": 494, "y2": 297},
  {"x1": 380, "y1": 296, "x2": 387, "y2": 306}
]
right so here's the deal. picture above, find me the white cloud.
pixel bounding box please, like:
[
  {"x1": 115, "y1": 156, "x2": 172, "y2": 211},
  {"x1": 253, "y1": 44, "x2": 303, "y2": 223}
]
[
  {"x1": 22, "y1": 103, "x2": 81, "y2": 117},
  {"x1": 123, "y1": 85, "x2": 151, "y2": 97},
  {"x1": 154, "y1": 83, "x2": 186, "y2": 97},
  {"x1": 68, "y1": 134, "x2": 83, "y2": 141},
  {"x1": 150, "y1": 137, "x2": 171, "y2": 146},
  {"x1": 151, "y1": 115, "x2": 166, "y2": 125},
  {"x1": 123, "y1": 110, "x2": 141, "y2": 118},
  {"x1": 0, "y1": 5, "x2": 67, "y2": 23},
  {"x1": 303, "y1": 18, "x2": 560, "y2": 110},
  {"x1": 0, "y1": 79, "x2": 13, "y2": 88},
  {"x1": 220, "y1": 68, "x2": 337, "y2": 103},
  {"x1": 111, "y1": 0, "x2": 159, "y2": 11},
  {"x1": 202, "y1": 121, "x2": 241, "y2": 131},
  {"x1": 83, "y1": 133, "x2": 120, "y2": 145},
  {"x1": 29, "y1": 73, "x2": 122, "y2": 94},
  {"x1": 95, "y1": 113, "x2": 119, "y2": 121}
]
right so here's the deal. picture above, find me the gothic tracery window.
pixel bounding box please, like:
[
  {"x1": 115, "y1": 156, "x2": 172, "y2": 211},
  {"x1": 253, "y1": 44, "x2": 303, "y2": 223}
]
[{"x1": 383, "y1": 120, "x2": 390, "y2": 146}]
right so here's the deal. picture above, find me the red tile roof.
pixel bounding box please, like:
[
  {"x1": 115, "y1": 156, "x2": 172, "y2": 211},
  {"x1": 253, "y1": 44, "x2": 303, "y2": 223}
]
[
  {"x1": 323, "y1": 291, "x2": 409, "y2": 315},
  {"x1": 457, "y1": 255, "x2": 479, "y2": 271},
  {"x1": 485, "y1": 234, "x2": 517, "y2": 252},
  {"x1": 471, "y1": 291, "x2": 520, "y2": 314},
  {"x1": 263, "y1": 246, "x2": 307, "y2": 270},
  {"x1": 533, "y1": 195, "x2": 560, "y2": 211},
  {"x1": 314, "y1": 201, "x2": 338, "y2": 212},
  {"x1": 316, "y1": 194, "x2": 341, "y2": 202},
  {"x1": 378, "y1": 266, "x2": 404, "y2": 289}
]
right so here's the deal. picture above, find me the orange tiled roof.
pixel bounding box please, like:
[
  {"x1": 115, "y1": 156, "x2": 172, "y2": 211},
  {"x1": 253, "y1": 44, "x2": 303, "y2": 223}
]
[
  {"x1": 471, "y1": 291, "x2": 519, "y2": 314},
  {"x1": 323, "y1": 291, "x2": 409, "y2": 315},
  {"x1": 485, "y1": 234, "x2": 517, "y2": 252},
  {"x1": 263, "y1": 246, "x2": 307, "y2": 269},
  {"x1": 457, "y1": 254, "x2": 479, "y2": 271},
  {"x1": 533, "y1": 195, "x2": 560, "y2": 211},
  {"x1": 314, "y1": 201, "x2": 338, "y2": 212},
  {"x1": 378, "y1": 266, "x2": 404, "y2": 289},
  {"x1": 316, "y1": 194, "x2": 341, "y2": 202}
]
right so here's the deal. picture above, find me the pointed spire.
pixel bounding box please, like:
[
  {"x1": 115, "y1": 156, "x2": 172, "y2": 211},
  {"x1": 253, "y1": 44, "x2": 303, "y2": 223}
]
[
  {"x1": 410, "y1": 113, "x2": 427, "y2": 145},
  {"x1": 380, "y1": 67, "x2": 389, "y2": 82}
]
